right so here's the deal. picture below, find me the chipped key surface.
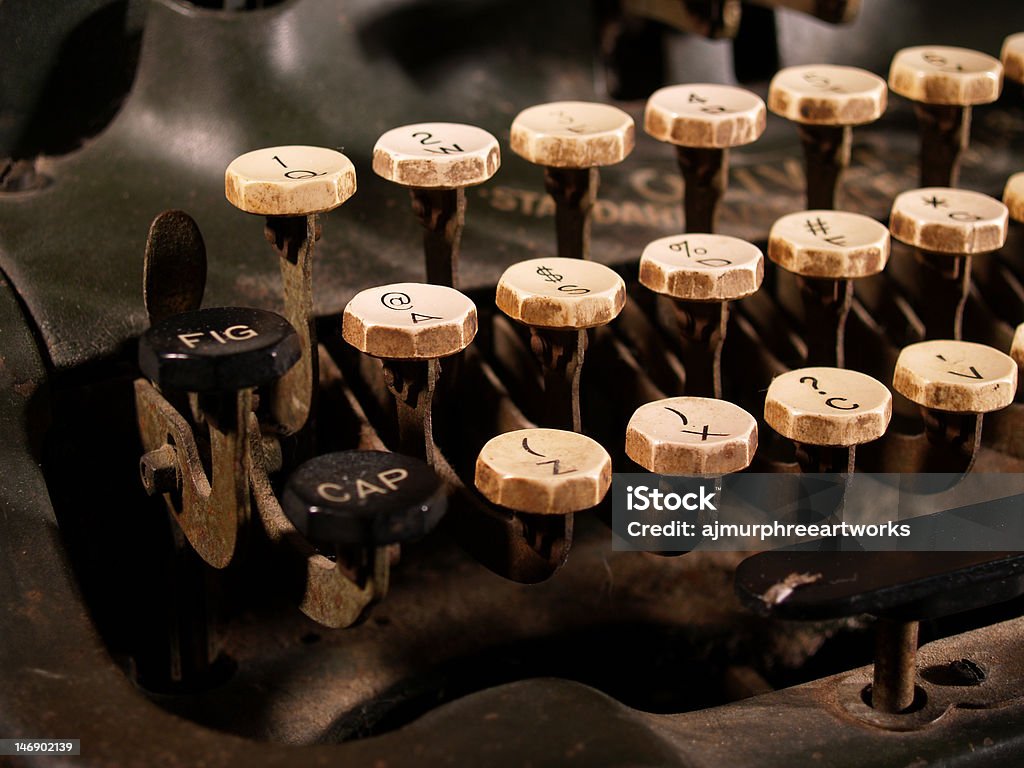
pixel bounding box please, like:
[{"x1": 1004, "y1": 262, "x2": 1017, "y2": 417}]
[
  {"x1": 475, "y1": 428, "x2": 612, "y2": 515},
  {"x1": 1001, "y1": 32, "x2": 1024, "y2": 84},
  {"x1": 889, "y1": 187, "x2": 1008, "y2": 255},
  {"x1": 644, "y1": 84, "x2": 766, "y2": 148},
  {"x1": 765, "y1": 367, "x2": 892, "y2": 447},
  {"x1": 888, "y1": 46, "x2": 1003, "y2": 105},
  {"x1": 342, "y1": 283, "x2": 477, "y2": 360},
  {"x1": 893, "y1": 340, "x2": 1017, "y2": 413},
  {"x1": 639, "y1": 234, "x2": 763, "y2": 301},
  {"x1": 372, "y1": 123, "x2": 500, "y2": 188},
  {"x1": 510, "y1": 101, "x2": 635, "y2": 168},
  {"x1": 626, "y1": 397, "x2": 757, "y2": 475},
  {"x1": 1004, "y1": 172, "x2": 1024, "y2": 223},
  {"x1": 496, "y1": 257, "x2": 626, "y2": 329},
  {"x1": 225, "y1": 146, "x2": 357, "y2": 216},
  {"x1": 768, "y1": 210, "x2": 890, "y2": 279},
  {"x1": 769, "y1": 65, "x2": 887, "y2": 125}
]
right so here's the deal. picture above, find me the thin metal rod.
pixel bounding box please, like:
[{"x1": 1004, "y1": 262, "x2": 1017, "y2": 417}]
[
  {"x1": 914, "y1": 251, "x2": 971, "y2": 340},
  {"x1": 543, "y1": 167, "x2": 598, "y2": 260},
  {"x1": 914, "y1": 103, "x2": 970, "y2": 188},
  {"x1": 410, "y1": 187, "x2": 465, "y2": 287},
  {"x1": 264, "y1": 213, "x2": 318, "y2": 437},
  {"x1": 672, "y1": 299, "x2": 728, "y2": 398},
  {"x1": 676, "y1": 146, "x2": 728, "y2": 234},
  {"x1": 530, "y1": 328, "x2": 587, "y2": 432},
  {"x1": 799, "y1": 276, "x2": 852, "y2": 367},
  {"x1": 872, "y1": 618, "x2": 919, "y2": 713},
  {"x1": 797, "y1": 124, "x2": 851, "y2": 210}
]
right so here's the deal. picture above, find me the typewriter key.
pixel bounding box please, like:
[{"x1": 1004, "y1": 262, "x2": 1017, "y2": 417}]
[
  {"x1": 496, "y1": 257, "x2": 626, "y2": 431},
  {"x1": 373, "y1": 122, "x2": 500, "y2": 287},
  {"x1": 888, "y1": 46, "x2": 1003, "y2": 187},
  {"x1": 510, "y1": 101, "x2": 634, "y2": 260},
  {"x1": 475, "y1": 428, "x2": 612, "y2": 515},
  {"x1": 894, "y1": 340, "x2": 1017, "y2": 471},
  {"x1": 1005, "y1": 172, "x2": 1024, "y2": 223},
  {"x1": 644, "y1": 84, "x2": 766, "y2": 233},
  {"x1": 768, "y1": 65, "x2": 887, "y2": 209},
  {"x1": 768, "y1": 210, "x2": 890, "y2": 366},
  {"x1": 282, "y1": 451, "x2": 446, "y2": 548},
  {"x1": 343, "y1": 283, "x2": 478, "y2": 461},
  {"x1": 1002, "y1": 32, "x2": 1024, "y2": 84},
  {"x1": 889, "y1": 187, "x2": 1008, "y2": 340},
  {"x1": 639, "y1": 234, "x2": 763, "y2": 396},
  {"x1": 137, "y1": 307, "x2": 300, "y2": 569},
  {"x1": 226, "y1": 145, "x2": 358, "y2": 436},
  {"x1": 1013, "y1": 324, "x2": 1024, "y2": 370},
  {"x1": 138, "y1": 306, "x2": 301, "y2": 393},
  {"x1": 626, "y1": 397, "x2": 757, "y2": 476},
  {"x1": 765, "y1": 367, "x2": 892, "y2": 472}
]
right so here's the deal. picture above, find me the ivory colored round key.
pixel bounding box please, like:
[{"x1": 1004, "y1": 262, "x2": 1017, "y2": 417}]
[
  {"x1": 475, "y1": 428, "x2": 612, "y2": 515},
  {"x1": 1004, "y1": 172, "x2": 1024, "y2": 223},
  {"x1": 1012, "y1": 324, "x2": 1024, "y2": 369},
  {"x1": 1001, "y1": 33, "x2": 1024, "y2": 84},
  {"x1": 495, "y1": 257, "x2": 626, "y2": 329},
  {"x1": 372, "y1": 123, "x2": 500, "y2": 189},
  {"x1": 893, "y1": 340, "x2": 1017, "y2": 413},
  {"x1": 765, "y1": 367, "x2": 892, "y2": 447},
  {"x1": 342, "y1": 283, "x2": 477, "y2": 360},
  {"x1": 225, "y1": 146, "x2": 357, "y2": 216},
  {"x1": 644, "y1": 84, "x2": 766, "y2": 148},
  {"x1": 509, "y1": 101, "x2": 635, "y2": 168},
  {"x1": 889, "y1": 188, "x2": 1008, "y2": 255},
  {"x1": 888, "y1": 46, "x2": 1003, "y2": 106},
  {"x1": 768, "y1": 210, "x2": 890, "y2": 279},
  {"x1": 768, "y1": 65, "x2": 887, "y2": 126},
  {"x1": 626, "y1": 397, "x2": 757, "y2": 475},
  {"x1": 639, "y1": 234, "x2": 763, "y2": 301}
]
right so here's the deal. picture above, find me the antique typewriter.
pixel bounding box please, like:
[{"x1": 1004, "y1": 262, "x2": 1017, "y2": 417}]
[{"x1": 3, "y1": 0, "x2": 1024, "y2": 765}]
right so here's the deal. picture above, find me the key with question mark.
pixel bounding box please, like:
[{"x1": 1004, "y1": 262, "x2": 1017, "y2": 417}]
[{"x1": 766, "y1": 367, "x2": 891, "y2": 473}]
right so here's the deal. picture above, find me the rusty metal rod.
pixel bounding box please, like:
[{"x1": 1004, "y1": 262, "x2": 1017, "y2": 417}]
[
  {"x1": 676, "y1": 146, "x2": 728, "y2": 234},
  {"x1": 410, "y1": 187, "x2": 466, "y2": 288},
  {"x1": 914, "y1": 103, "x2": 970, "y2": 188},
  {"x1": 797, "y1": 123, "x2": 851, "y2": 210},
  {"x1": 530, "y1": 328, "x2": 587, "y2": 432},
  {"x1": 919, "y1": 408, "x2": 982, "y2": 473},
  {"x1": 799, "y1": 276, "x2": 853, "y2": 367},
  {"x1": 264, "y1": 214, "x2": 319, "y2": 438},
  {"x1": 380, "y1": 358, "x2": 440, "y2": 465},
  {"x1": 543, "y1": 166, "x2": 599, "y2": 260},
  {"x1": 914, "y1": 251, "x2": 971, "y2": 340},
  {"x1": 671, "y1": 299, "x2": 729, "y2": 398},
  {"x1": 872, "y1": 618, "x2": 919, "y2": 713}
]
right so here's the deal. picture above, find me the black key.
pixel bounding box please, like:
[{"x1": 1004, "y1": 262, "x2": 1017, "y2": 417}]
[
  {"x1": 281, "y1": 451, "x2": 446, "y2": 548},
  {"x1": 138, "y1": 306, "x2": 301, "y2": 392}
]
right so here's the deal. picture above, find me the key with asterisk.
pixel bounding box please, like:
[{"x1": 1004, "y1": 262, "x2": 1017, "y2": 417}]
[{"x1": 890, "y1": 187, "x2": 1008, "y2": 339}]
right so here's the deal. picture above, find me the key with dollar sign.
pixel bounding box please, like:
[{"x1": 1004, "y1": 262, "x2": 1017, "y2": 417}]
[{"x1": 496, "y1": 257, "x2": 626, "y2": 431}]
